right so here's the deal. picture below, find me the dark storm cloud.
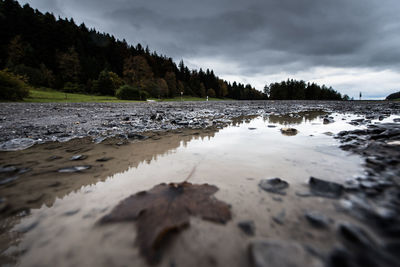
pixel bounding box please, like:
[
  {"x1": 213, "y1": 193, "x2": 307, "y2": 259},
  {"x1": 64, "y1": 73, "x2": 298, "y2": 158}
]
[
  {"x1": 19, "y1": 0, "x2": 400, "y2": 97},
  {"x1": 20, "y1": 0, "x2": 400, "y2": 70},
  {"x1": 99, "y1": 0, "x2": 400, "y2": 72}
]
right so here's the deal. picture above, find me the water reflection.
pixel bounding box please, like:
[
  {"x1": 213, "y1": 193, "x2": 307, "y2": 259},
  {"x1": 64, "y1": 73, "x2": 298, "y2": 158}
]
[
  {"x1": 0, "y1": 112, "x2": 369, "y2": 266},
  {"x1": 0, "y1": 128, "x2": 222, "y2": 264},
  {"x1": 267, "y1": 110, "x2": 327, "y2": 125}
]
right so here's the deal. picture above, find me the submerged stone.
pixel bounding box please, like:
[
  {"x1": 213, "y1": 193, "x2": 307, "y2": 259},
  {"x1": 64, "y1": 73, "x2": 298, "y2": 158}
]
[
  {"x1": 305, "y1": 211, "x2": 331, "y2": 228},
  {"x1": 248, "y1": 240, "x2": 323, "y2": 267},
  {"x1": 280, "y1": 128, "x2": 298, "y2": 136},
  {"x1": 0, "y1": 176, "x2": 19, "y2": 185},
  {"x1": 0, "y1": 138, "x2": 35, "y2": 151},
  {"x1": 70, "y1": 154, "x2": 87, "y2": 161},
  {"x1": 323, "y1": 118, "x2": 334, "y2": 124},
  {"x1": 96, "y1": 157, "x2": 113, "y2": 162},
  {"x1": 238, "y1": 220, "x2": 255, "y2": 236},
  {"x1": 338, "y1": 223, "x2": 377, "y2": 248},
  {"x1": 272, "y1": 210, "x2": 286, "y2": 225},
  {"x1": 309, "y1": 177, "x2": 343, "y2": 198},
  {"x1": 58, "y1": 165, "x2": 91, "y2": 173},
  {"x1": 259, "y1": 178, "x2": 289, "y2": 195}
]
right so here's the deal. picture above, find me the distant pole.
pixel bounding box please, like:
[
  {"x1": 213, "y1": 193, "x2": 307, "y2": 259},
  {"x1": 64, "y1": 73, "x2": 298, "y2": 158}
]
[
  {"x1": 359, "y1": 92, "x2": 362, "y2": 101},
  {"x1": 181, "y1": 91, "x2": 183, "y2": 101}
]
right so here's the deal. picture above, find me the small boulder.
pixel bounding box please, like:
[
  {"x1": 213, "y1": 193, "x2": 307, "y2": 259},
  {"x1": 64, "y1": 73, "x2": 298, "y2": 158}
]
[{"x1": 309, "y1": 177, "x2": 343, "y2": 198}]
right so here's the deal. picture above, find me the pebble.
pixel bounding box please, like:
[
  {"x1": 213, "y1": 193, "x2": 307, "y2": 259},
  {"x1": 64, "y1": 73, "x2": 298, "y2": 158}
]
[
  {"x1": 259, "y1": 178, "x2": 289, "y2": 195},
  {"x1": 248, "y1": 240, "x2": 323, "y2": 267},
  {"x1": 237, "y1": 220, "x2": 255, "y2": 236},
  {"x1": 58, "y1": 166, "x2": 91, "y2": 173}
]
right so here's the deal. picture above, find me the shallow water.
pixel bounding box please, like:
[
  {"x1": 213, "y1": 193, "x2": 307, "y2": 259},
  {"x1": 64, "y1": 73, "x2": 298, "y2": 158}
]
[{"x1": 1, "y1": 112, "x2": 398, "y2": 266}]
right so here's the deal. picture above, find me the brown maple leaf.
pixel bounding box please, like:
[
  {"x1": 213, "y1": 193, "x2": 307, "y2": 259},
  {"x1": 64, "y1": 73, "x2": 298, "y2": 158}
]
[{"x1": 99, "y1": 182, "x2": 231, "y2": 264}]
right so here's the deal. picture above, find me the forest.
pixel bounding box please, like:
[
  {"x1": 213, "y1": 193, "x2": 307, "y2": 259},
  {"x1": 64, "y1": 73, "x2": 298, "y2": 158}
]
[
  {"x1": 0, "y1": 0, "x2": 346, "y2": 101},
  {"x1": 0, "y1": 0, "x2": 266, "y2": 100},
  {"x1": 386, "y1": 91, "x2": 400, "y2": 100},
  {"x1": 264, "y1": 79, "x2": 347, "y2": 100}
]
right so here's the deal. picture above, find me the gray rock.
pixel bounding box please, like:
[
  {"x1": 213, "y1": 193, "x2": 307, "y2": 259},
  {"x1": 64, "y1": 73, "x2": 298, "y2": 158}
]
[
  {"x1": 323, "y1": 118, "x2": 335, "y2": 124},
  {"x1": 280, "y1": 128, "x2": 298, "y2": 136},
  {"x1": 259, "y1": 178, "x2": 289, "y2": 195},
  {"x1": 238, "y1": 220, "x2": 255, "y2": 236},
  {"x1": 70, "y1": 154, "x2": 87, "y2": 161},
  {"x1": 309, "y1": 177, "x2": 343, "y2": 198},
  {"x1": 272, "y1": 210, "x2": 286, "y2": 225},
  {"x1": 305, "y1": 211, "x2": 331, "y2": 228},
  {"x1": 338, "y1": 223, "x2": 377, "y2": 248},
  {"x1": 0, "y1": 138, "x2": 35, "y2": 151},
  {"x1": 96, "y1": 157, "x2": 113, "y2": 162},
  {"x1": 58, "y1": 165, "x2": 91, "y2": 173},
  {"x1": 0, "y1": 176, "x2": 19, "y2": 185},
  {"x1": 248, "y1": 240, "x2": 323, "y2": 267}
]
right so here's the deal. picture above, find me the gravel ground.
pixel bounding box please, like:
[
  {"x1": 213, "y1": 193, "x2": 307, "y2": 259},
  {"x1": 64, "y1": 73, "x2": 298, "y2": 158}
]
[{"x1": 0, "y1": 101, "x2": 399, "y2": 147}]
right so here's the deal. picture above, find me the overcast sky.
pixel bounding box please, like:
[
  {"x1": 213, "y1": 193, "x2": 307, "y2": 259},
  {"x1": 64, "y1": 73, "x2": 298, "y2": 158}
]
[{"x1": 20, "y1": 0, "x2": 400, "y2": 99}]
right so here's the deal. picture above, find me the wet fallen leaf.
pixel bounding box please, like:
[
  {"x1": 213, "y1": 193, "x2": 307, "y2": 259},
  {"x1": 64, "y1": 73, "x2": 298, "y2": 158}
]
[{"x1": 99, "y1": 182, "x2": 231, "y2": 264}]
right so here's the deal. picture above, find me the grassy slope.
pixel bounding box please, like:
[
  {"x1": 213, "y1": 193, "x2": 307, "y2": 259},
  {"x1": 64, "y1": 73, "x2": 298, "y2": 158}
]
[
  {"x1": 151, "y1": 96, "x2": 226, "y2": 102},
  {"x1": 22, "y1": 89, "x2": 229, "y2": 103},
  {"x1": 24, "y1": 89, "x2": 132, "y2": 103}
]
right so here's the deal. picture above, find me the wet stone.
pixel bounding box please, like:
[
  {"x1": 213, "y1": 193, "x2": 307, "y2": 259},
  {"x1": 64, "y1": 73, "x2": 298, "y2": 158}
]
[
  {"x1": 384, "y1": 242, "x2": 400, "y2": 260},
  {"x1": 338, "y1": 223, "x2": 376, "y2": 249},
  {"x1": 127, "y1": 133, "x2": 148, "y2": 140},
  {"x1": 238, "y1": 220, "x2": 255, "y2": 236},
  {"x1": 272, "y1": 210, "x2": 286, "y2": 225},
  {"x1": 309, "y1": 177, "x2": 343, "y2": 198},
  {"x1": 0, "y1": 176, "x2": 19, "y2": 185},
  {"x1": 58, "y1": 165, "x2": 91, "y2": 173},
  {"x1": 259, "y1": 178, "x2": 289, "y2": 195},
  {"x1": 0, "y1": 166, "x2": 18, "y2": 173},
  {"x1": 96, "y1": 157, "x2": 113, "y2": 162},
  {"x1": 63, "y1": 209, "x2": 80, "y2": 216},
  {"x1": 70, "y1": 154, "x2": 88, "y2": 161},
  {"x1": 328, "y1": 248, "x2": 354, "y2": 267},
  {"x1": 305, "y1": 211, "x2": 331, "y2": 229},
  {"x1": 323, "y1": 118, "x2": 334, "y2": 124},
  {"x1": 248, "y1": 240, "x2": 323, "y2": 267},
  {"x1": 280, "y1": 128, "x2": 298, "y2": 136},
  {"x1": 47, "y1": 155, "x2": 62, "y2": 161},
  {"x1": 0, "y1": 138, "x2": 35, "y2": 151}
]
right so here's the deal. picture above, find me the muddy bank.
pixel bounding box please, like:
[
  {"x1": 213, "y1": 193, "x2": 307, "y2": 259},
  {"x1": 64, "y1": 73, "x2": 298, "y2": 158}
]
[{"x1": 1, "y1": 101, "x2": 399, "y2": 148}]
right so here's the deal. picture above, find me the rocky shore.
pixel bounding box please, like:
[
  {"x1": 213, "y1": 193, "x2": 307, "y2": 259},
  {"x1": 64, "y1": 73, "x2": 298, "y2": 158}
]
[{"x1": 0, "y1": 101, "x2": 399, "y2": 149}]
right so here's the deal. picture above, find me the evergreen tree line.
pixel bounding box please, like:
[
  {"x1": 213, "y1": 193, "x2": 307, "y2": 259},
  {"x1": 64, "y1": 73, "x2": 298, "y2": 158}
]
[
  {"x1": 385, "y1": 91, "x2": 400, "y2": 100},
  {"x1": 264, "y1": 79, "x2": 347, "y2": 100},
  {"x1": 0, "y1": 0, "x2": 264, "y2": 100}
]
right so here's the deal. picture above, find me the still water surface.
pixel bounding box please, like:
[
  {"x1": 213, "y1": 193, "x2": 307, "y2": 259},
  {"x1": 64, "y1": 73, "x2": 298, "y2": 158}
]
[{"x1": 2, "y1": 112, "x2": 388, "y2": 266}]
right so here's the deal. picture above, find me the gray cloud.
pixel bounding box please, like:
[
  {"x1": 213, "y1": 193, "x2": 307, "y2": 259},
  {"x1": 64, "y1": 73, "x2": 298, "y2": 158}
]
[{"x1": 18, "y1": 0, "x2": 400, "y2": 98}]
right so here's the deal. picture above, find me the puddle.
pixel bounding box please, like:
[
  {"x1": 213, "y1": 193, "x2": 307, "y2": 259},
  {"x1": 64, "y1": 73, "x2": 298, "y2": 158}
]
[{"x1": 0, "y1": 112, "x2": 397, "y2": 266}]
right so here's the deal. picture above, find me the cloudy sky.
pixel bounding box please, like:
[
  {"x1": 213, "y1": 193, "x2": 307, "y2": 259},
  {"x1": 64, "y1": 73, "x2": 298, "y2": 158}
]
[{"x1": 20, "y1": 0, "x2": 400, "y2": 99}]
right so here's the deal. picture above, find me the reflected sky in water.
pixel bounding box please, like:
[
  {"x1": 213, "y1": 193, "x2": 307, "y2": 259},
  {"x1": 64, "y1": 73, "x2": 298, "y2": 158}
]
[{"x1": 2, "y1": 112, "x2": 399, "y2": 266}]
